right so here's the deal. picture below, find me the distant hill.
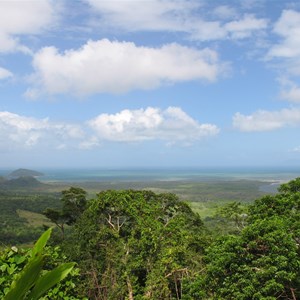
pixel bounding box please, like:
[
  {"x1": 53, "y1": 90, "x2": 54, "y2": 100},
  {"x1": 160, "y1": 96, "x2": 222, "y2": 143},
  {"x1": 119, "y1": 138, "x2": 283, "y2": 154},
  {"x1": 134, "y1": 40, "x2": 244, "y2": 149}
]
[
  {"x1": 8, "y1": 168, "x2": 44, "y2": 178},
  {"x1": 0, "y1": 176, "x2": 46, "y2": 190}
]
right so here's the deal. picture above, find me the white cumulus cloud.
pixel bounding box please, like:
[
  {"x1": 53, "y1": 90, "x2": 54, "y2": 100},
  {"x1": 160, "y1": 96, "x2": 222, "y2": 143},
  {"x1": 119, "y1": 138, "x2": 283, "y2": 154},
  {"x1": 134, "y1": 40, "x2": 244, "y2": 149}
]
[
  {"x1": 0, "y1": 111, "x2": 48, "y2": 148},
  {"x1": 0, "y1": 111, "x2": 84, "y2": 150},
  {"x1": 28, "y1": 39, "x2": 227, "y2": 96},
  {"x1": 0, "y1": 67, "x2": 13, "y2": 80},
  {"x1": 85, "y1": 0, "x2": 200, "y2": 32},
  {"x1": 267, "y1": 10, "x2": 300, "y2": 101},
  {"x1": 281, "y1": 87, "x2": 300, "y2": 103},
  {"x1": 267, "y1": 10, "x2": 300, "y2": 78},
  {"x1": 0, "y1": 0, "x2": 58, "y2": 53},
  {"x1": 191, "y1": 14, "x2": 267, "y2": 41},
  {"x1": 212, "y1": 5, "x2": 237, "y2": 20},
  {"x1": 278, "y1": 78, "x2": 300, "y2": 103},
  {"x1": 88, "y1": 106, "x2": 219, "y2": 142},
  {"x1": 233, "y1": 108, "x2": 300, "y2": 132},
  {"x1": 85, "y1": 0, "x2": 268, "y2": 42},
  {"x1": 0, "y1": 108, "x2": 219, "y2": 151},
  {"x1": 224, "y1": 14, "x2": 268, "y2": 39},
  {"x1": 268, "y1": 10, "x2": 300, "y2": 59}
]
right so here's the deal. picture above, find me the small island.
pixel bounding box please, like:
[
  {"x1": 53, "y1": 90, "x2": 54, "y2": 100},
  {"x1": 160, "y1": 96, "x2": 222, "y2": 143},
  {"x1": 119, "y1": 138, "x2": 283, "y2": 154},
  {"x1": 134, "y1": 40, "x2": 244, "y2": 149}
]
[{"x1": 8, "y1": 168, "x2": 44, "y2": 178}]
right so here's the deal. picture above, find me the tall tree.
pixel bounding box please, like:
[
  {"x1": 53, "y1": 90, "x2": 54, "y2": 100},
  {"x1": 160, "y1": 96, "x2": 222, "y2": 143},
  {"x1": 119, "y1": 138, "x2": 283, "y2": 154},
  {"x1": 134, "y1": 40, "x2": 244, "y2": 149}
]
[
  {"x1": 69, "y1": 190, "x2": 207, "y2": 299},
  {"x1": 44, "y1": 187, "x2": 87, "y2": 238},
  {"x1": 202, "y1": 178, "x2": 300, "y2": 299}
]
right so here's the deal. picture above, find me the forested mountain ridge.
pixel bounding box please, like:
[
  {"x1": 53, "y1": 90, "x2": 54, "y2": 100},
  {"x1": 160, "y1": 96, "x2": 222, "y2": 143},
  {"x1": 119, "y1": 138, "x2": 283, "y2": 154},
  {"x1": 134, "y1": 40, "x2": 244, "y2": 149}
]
[
  {"x1": 7, "y1": 168, "x2": 44, "y2": 178},
  {"x1": 0, "y1": 176, "x2": 46, "y2": 190}
]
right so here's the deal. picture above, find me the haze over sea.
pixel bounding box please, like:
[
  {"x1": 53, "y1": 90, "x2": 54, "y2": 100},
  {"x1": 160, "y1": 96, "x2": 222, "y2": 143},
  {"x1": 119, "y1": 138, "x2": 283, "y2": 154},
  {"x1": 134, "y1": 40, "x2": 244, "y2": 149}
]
[{"x1": 1, "y1": 167, "x2": 297, "y2": 183}]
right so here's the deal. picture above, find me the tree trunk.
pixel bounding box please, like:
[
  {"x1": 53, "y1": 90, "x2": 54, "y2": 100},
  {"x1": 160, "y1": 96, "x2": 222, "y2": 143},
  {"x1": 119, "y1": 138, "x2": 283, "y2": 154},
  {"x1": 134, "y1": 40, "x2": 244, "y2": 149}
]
[{"x1": 126, "y1": 276, "x2": 134, "y2": 300}]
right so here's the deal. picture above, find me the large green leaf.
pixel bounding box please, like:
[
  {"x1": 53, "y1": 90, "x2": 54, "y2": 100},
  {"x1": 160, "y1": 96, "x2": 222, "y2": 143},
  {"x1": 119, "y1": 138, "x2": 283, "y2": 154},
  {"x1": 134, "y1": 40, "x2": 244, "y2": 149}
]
[
  {"x1": 3, "y1": 256, "x2": 43, "y2": 300},
  {"x1": 31, "y1": 228, "x2": 52, "y2": 258},
  {"x1": 26, "y1": 262, "x2": 75, "y2": 300}
]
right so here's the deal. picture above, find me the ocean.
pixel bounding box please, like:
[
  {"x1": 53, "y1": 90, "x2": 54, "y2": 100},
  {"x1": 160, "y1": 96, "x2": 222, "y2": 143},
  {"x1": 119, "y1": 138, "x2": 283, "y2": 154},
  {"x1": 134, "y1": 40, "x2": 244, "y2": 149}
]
[{"x1": 0, "y1": 167, "x2": 298, "y2": 183}]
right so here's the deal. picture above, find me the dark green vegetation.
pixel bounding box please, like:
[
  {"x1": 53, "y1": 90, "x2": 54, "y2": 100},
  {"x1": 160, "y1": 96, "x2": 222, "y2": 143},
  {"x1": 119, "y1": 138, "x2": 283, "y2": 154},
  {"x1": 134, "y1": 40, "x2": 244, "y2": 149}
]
[
  {"x1": 1, "y1": 176, "x2": 299, "y2": 299},
  {"x1": 0, "y1": 190, "x2": 60, "y2": 245},
  {"x1": 44, "y1": 187, "x2": 87, "y2": 239},
  {"x1": 66, "y1": 190, "x2": 206, "y2": 299},
  {"x1": 204, "y1": 178, "x2": 300, "y2": 299},
  {"x1": 7, "y1": 169, "x2": 44, "y2": 178},
  {"x1": 0, "y1": 177, "x2": 267, "y2": 246},
  {"x1": 0, "y1": 176, "x2": 46, "y2": 190}
]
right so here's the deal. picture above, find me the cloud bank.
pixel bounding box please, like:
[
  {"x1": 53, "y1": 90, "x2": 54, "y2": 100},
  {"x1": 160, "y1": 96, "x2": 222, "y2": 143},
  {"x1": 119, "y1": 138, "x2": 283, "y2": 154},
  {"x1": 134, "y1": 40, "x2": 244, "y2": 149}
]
[
  {"x1": 85, "y1": 0, "x2": 268, "y2": 41},
  {"x1": 0, "y1": 0, "x2": 58, "y2": 80},
  {"x1": 88, "y1": 107, "x2": 219, "y2": 143},
  {"x1": 233, "y1": 108, "x2": 300, "y2": 132},
  {"x1": 0, "y1": 107, "x2": 219, "y2": 151},
  {"x1": 0, "y1": 0, "x2": 57, "y2": 53},
  {"x1": 28, "y1": 39, "x2": 227, "y2": 97},
  {"x1": 85, "y1": 0, "x2": 198, "y2": 32},
  {"x1": 268, "y1": 10, "x2": 300, "y2": 61},
  {"x1": 0, "y1": 111, "x2": 83, "y2": 151},
  {"x1": 0, "y1": 67, "x2": 12, "y2": 80},
  {"x1": 278, "y1": 78, "x2": 300, "y2": 103}
]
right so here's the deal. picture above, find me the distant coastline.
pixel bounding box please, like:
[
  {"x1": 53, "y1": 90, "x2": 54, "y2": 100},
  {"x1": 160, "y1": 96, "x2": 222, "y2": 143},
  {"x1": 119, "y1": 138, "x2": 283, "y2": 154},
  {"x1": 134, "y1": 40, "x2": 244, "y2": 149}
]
[{"x1": 1, "y1": 167, "x2": 298, "y2": 183}]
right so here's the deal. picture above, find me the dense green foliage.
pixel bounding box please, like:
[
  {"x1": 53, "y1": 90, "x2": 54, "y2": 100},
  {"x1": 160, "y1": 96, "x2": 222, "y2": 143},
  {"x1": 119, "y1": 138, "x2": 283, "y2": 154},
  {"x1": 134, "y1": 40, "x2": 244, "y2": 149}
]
[
  {"x1": 0, "y1": 178, "x2": 266, "y2": 245},
  {"x1": 203, "y1": 178, "x2": 300, "y2": 299},
  {"x1": 1, "y1": 178, "x2": 299, "y2": 299},
  {"x1": 44, "y1": 187, "x2": 87, "y2": 239},
  {"x1": 0, "y1": 229, "x2": 80, "y2": 299},
  {"x1": 65, "y1": 190, "x2": 207, "y2": 299},
  {"x1": 0, "y1": 190, "x2": 61, "y2": 244}
]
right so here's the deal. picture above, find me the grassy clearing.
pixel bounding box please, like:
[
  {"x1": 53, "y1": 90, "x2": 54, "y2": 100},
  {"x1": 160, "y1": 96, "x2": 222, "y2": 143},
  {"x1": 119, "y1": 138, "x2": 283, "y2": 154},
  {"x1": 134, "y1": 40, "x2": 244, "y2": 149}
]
[
  {"x1": 58, "y1": 180, "x2": 269, "y2": 219},
  {"x1": 17, "y1": 209, "x2": 53, "y2": 228},
  {"x1": 188, "y1": 201, "x2": 219, "y2": 218},
  {"x1": 75, "y1": 179, "x2": 267, "y2": 201}
]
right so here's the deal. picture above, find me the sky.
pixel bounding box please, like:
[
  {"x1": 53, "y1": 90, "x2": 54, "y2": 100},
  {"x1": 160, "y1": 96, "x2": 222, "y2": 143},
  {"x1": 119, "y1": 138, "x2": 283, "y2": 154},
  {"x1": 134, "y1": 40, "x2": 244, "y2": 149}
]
[{"x1": 1, "y1": 0, "x2": 300, "y2": 169}]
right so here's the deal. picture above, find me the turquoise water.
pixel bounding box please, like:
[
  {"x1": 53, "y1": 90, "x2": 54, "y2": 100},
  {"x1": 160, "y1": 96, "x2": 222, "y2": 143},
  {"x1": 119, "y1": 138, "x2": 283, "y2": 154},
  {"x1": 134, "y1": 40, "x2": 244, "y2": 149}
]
[{"x1": 1, "y1": 167, "x2": 296, "y2": 183}]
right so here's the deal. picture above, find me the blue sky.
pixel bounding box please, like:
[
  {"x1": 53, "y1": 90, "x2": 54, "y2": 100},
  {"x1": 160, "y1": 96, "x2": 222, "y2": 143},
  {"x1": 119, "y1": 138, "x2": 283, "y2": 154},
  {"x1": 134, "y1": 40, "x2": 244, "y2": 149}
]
[{"x1": 1, "y1": 0, "x2": 300, "y2": 169}]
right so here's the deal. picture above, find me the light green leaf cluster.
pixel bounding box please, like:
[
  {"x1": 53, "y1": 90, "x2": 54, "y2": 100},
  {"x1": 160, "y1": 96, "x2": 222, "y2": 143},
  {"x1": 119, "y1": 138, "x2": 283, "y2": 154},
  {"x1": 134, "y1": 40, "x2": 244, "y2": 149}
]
[{"x1": 2, "y1": 228, "x2": 75, "y2": 300}]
